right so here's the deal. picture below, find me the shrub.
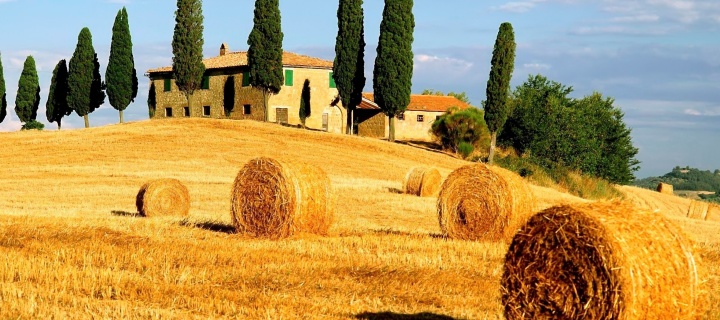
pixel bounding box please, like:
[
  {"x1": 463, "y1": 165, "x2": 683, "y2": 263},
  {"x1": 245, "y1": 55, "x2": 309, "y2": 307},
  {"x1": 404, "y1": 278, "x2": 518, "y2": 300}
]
[
  {"x1": 21, "y1": 120, "x2": 44, "y2": 131},
  {"x1": 431, "y1": 107, "x2": 490, "y2": 153},
  {"x1": 457, "y1": 141, "x2": 474, "y2": 159}
]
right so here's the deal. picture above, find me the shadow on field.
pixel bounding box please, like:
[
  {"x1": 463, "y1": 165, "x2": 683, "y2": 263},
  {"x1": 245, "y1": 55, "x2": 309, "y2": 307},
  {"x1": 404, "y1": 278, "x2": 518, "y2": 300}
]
[
  {"x1": 178, "y1": 219, "x2": 236, "y2": 234},
  {"x1": 111, "y1": 210, "x2": 142, "y2": 217},
  {"x1": 387, "y1": 187, "x2": 404, "y2": 194},
  {"x1": 355, "y1": 312, "x2": 457, "y2": 320}
]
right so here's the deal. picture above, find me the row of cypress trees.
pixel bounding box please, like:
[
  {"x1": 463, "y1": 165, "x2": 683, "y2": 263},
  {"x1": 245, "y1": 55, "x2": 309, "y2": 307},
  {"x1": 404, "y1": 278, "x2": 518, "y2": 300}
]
[{"x1": 0, "y1": 7, "x2": 137, "y2": 130}]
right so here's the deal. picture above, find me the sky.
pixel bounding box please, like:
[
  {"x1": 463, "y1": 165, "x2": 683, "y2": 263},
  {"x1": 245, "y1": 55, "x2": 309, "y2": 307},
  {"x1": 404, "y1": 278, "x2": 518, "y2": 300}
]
[{"x1": 0, "y1": 0, "x2": 718, "y2": 178}]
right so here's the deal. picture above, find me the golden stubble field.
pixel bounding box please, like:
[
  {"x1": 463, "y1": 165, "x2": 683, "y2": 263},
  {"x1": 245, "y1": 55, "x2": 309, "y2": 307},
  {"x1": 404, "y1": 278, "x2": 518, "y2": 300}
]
[{"x1": 0, "y1": 118, "x2": 717, "y2": 319}]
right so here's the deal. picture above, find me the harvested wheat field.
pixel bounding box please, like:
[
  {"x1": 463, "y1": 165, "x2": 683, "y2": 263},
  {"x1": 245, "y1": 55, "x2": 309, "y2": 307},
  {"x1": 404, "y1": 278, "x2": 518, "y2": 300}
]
[{"x1": 0, "y1": 118, "x2": 718, "y2": 319}]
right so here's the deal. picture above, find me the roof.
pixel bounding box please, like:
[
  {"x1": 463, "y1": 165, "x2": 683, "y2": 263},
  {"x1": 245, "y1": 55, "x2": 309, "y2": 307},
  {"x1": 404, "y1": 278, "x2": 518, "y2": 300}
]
[
  {"x1": 147, "y1": 51, "x2": 334, "y2": 74},
  {"x1": 359, "y1": 93, "x2": 471, "y2": 112}
]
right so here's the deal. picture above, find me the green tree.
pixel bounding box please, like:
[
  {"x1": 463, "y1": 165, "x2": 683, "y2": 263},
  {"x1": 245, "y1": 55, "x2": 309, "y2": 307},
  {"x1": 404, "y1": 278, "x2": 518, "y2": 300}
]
[
  {"x1": 15, "y1": 56, "x2": 41, "y2": 126},
  {"x1": 106, "y1": 7, "x2": 135, "y2": 124},
  {"x1": 334, "y1": 0, "x2": 366, "y2": 134},
  {"x1": 172, "y1": 0, "x2": 205, "y2": 111},
  {"x1": 90, "y1": 53, "x2": 106, "y2": 114},
  {"x1": 484, "y1": 22, "x2": 516, "y2": 164},
  {"x1": 247, "y1": 0, "x2": 284, "y2": 122},
  {"x1": 147, "y1": 82, "x2": 157, "y2": 118},
  {"x1": 46, "y1": 59, "x2": 71, "y2": 129},
  {"x1": 420, "y1": 89, "x2": 472, "y2": 105},
  {"x1": 431, "y1": 107, "x2": 490, "y2": 153},
  {"x1": 0, "y1": 52, "x2": 6, "y2": 124},
  {"x1": 299, "y1": 79, "x2": 311, "y2": 128},
  {"x1": 223, "y1": 76, "x2": 235, "y2": 117},
  {"x1": 373, "y1": 0, "x2": 415, "y2": 142},
  {"x1": 68, "y1": 27, "x2": 96, "y2": 128}
]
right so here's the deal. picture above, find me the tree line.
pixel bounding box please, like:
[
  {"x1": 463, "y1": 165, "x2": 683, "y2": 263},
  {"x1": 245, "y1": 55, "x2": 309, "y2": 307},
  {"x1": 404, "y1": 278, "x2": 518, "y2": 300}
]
[{"x1": 0, "y1": 7, "x2": 137, "y2": 130}]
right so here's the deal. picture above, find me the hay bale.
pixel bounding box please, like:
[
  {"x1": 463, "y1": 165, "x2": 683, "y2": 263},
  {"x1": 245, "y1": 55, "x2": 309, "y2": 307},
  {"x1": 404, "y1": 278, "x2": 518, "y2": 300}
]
[
  {"x1": 706, "y1": 203, "x2": 720, "y2": 222},
  {"x1": 657, "y1": 182, "x2": 674, "y2": 195},
  {"x1": 502, "y1": 202, "x2": 701, "y2": 320},
  {"x1": 403, "y1": 166, "x2": 442, "y2": 197},
  {"x1": 687, "y1": 200, "x2": 709, "y2": 220},
  {"x1": 136, "y1": 178, "x2": 190, "y2": 217},
  {"x1": 230, "y1": 157, "x2": 333, "y2": 238},
  {"x1": 437, "y1": 164, "x2": 536, "y2": 241}
]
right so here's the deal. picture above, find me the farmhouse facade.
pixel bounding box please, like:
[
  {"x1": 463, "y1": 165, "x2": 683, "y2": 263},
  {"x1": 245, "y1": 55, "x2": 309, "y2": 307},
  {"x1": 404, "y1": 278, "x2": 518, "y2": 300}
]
[
  {"x1": 146, "y1": 43, "x2": 346, "y2": 133},
  {"x1": 356, "y1": 93, "x2": 471, "y2": 141}
]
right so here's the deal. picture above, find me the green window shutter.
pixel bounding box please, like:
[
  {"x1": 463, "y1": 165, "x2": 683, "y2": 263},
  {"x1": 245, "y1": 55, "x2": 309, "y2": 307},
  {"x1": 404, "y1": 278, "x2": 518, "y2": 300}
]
[
  {"x1": 164, "y1": 78, "x2": 171, "y2": 92},
  {"x1": 284, "y1": 69, "x2": 294, "y2": 86},
  {"x1": 329, "y1": 72, "x2": 336, "y2": 88},
  {"x1": 242, "y1": 72, "x2": 250, "y2": 87},
  {"x1": 201, "y1": 76, "x2": 210, "y2": 90}
]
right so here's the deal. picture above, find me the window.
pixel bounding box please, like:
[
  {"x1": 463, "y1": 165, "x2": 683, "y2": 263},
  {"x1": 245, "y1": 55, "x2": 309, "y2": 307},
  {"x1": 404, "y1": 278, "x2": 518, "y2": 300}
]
[
  {"x1": 184, "y1": 107, "x2": 190, "y2": 117},
  {"x1": 417, "y1": 115, "x2": 424, "y2": 122},
  {"x1": 165, "y1": 107, "x2": 173, "y2": 117},
  {"x1": 397, "y1": 113, "x2": 405, "y2": 121},
  {"x1": 201, "y1": 76, "x2": 210, "y2": 90},
  {"x1": 242, "y1": 72, "x2": 250, "y2": 87},
  {"x1": 284, "y1": 69, "x2": 294, "y2": 86},
  {"x1": 243, "y1": 104, "x2": 252, "y2": 115},
  {"x1": 203, "y1": 106, "x2": 211, "y2": 117},
  {"x1": 329, "y1": 72, "x2": 336, "y2": 88},
  {"x1": 164, "y1": 79, "x2": 171, "y2": 92}
]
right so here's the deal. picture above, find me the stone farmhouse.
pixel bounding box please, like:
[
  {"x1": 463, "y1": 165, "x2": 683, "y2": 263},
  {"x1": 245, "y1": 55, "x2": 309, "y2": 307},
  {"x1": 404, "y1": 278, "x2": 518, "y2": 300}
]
[
  {"x1": 146, "y1": 43, "x2": 471, "y2": 141},
  {"x1": 356, "y1": 93, "x2": 470, "y2": 141},
  {"x1": 146, "y1": 43, "x2": 346, "y2": 133}
]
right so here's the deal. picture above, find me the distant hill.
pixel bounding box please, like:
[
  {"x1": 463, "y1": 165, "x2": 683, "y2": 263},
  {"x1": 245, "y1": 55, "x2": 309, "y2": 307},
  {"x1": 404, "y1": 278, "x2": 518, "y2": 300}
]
[{"x1": 634, "y1": 166, "x2": 720, "y2": 192}]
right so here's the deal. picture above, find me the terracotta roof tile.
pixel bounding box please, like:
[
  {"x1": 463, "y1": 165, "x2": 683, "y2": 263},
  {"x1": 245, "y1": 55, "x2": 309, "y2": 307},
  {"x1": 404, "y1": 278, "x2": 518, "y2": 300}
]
[
  {"x1": 147, "y1": 51, "x2": 333, "y2": 74},
  {"x1": 361, "y1": 93, "x2": 471, "y2": 112}
]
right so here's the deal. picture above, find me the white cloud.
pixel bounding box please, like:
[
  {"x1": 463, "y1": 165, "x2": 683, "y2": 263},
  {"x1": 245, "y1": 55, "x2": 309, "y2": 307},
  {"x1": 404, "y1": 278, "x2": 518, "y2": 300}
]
[
  {"x1": 611, "y1": 14, "x2": 661, "y2": 23},
  {"x1": 497, "y1": 1, "x2": 540, "y2": 13},
  {"x1": 0, "y1": 113, "x2": 22, "y2": 131},
  {"x1": 522, "y1": 63, "x2": 551, "y2": 70},
  {"x1": 684, "y1": 107, "x2": 720, "y2": 116},
  {"x1": 414, "y1": 54, "x2": 474, "y2": 72}
]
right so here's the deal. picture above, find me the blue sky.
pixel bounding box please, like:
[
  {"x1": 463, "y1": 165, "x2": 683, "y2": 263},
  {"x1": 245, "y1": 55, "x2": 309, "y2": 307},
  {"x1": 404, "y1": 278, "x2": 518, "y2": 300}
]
[{"x1": 0, "y1": 0, "x2": 718, "y2": 178}]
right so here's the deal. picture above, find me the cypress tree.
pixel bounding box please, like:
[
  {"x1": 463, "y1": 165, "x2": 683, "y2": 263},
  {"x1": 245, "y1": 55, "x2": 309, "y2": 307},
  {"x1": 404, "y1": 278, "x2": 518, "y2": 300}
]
[
  {"x1": 484, "y1": 22, "x2": 516, "y2": 164},
  {"x1": 15, "y1": 56, "x2": 41, "y2": 126},
  {"x1": 299, "y1": 79, "x2": 311, "y2": 128},
  {"x1": 46, "y1": 59, "x2": 71, "y2": 129},
  {"x1": 373, "y1": 0, "x2": 415, "y2": 142},
  {"x1": 106, "y1": 7, "x2": 135, "y2": 124},
  {"x1": 147, "y1": 82, "x2": 157, "y2": 118},
  {"x1": 334, "y1": 0, "x2": 366, "y2": 135},
  {"x1": 0, "y1": 52, "x2": 6, "y2": 124},
  {"x1": 172, "y1": 0, "x2": 205, "y2": 110},
  {"x1": 90, "y1": 53, "x2": 106, "y2": 114},
  {"x1": 223, "y1": 76, "x2": 235, "y2": 117},
  {"x1": 68, "y1": 27, "x2": 96, "y2": 128},
  {"x1": 247, "y1": 0, "x2": 284, "y2": 122}
]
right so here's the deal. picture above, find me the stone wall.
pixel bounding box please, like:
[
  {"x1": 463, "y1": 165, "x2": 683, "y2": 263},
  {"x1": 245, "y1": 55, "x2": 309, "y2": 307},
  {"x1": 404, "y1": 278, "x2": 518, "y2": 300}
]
[
  {"x1": 356, "y1": 109, "x2": 386, "y2": 138},
  {"x1": 394, "y1": 110, "x2": 442, "y2": 141},
  {"x1": 148, "y1": 66, "x2": 342, "y2": 131}
]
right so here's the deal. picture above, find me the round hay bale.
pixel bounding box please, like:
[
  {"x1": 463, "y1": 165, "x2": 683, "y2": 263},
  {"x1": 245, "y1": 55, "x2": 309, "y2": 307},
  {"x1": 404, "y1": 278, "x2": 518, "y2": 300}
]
[
  {"x1": 657, "y1": 182, "x2": 674, "y2": 195},
  {"x1": 502, "y1": 202, "x2": 701, "y2": 320},
  {"x1": 403, "y1": 166, "x2": 442, "y2": 197},
  {"x1": 230, "y1": 157, "x2": 333, "y2": 238},
  {"x1": 136, "y1": 178, "x2": 190, "y2": 217},
  {"x1": 687, "y1": 200, "x2": 709, "y2": 220},
  {"x1": 437, "y1": 164, "x2": 536, "y2": 241}
]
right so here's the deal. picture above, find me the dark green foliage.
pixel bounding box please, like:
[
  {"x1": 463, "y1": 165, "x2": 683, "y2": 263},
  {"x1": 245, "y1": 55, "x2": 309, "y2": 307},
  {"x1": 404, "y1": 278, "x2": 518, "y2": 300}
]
[
  {"x1": 457, "y1": 142, "x2": 474, "y2": 159},
  {"x1": 21, "y1": 120, "x2": 44, "y2": 131},
  {"x1": 634, "y1": 166, "x2": 720, "y2": 191},
  {"x1": 248, "y1": 0, "x2": 284, "y2": 121},
  {"x1": 90, "y1": 53, "x2": 106, "y2": 114},
  {"x1": 106, "y1": 7, "x2": 135, "y2": 122},
  {"x1": 430, "y1": 107, "x2": 490, "y2": 153},
  {"x1": 499, "y1": 74, "x2": 640, "y2": 184},
  {"x1": 0, "y1": 52, "x2": 6, "y2": 123},
  {"x1": 14, "y1": 56, "x2": 40, "y2": 124},
  {"x1": 223, "y1": 76, "x2": 235, "y2": 116},
  {"x1": 484, "y1": 22, "x2": 516, "y2": 133},
  {"x1": 147, "y1": 82, "x2": 157, "y2": 118},
  {"x1": 373, "y1": 0, "x2": 415, "y2": 141},
  {"x1": 131, "y1": 66, "x2": 138, "y2": 102},
  {"x1": 172, "y1": 0, "x2": 205, "y2": 99},
  {"x1": 46, "y1": 59, "x2": 71, "y2": 129},
  {"x1": 68, "y1": 27, "x2": 96, "y2": 125},
  {"x1": 334, "y1": 0, "x2": 366, "y2": 134},
  {"x1": 299, "y1": 79, "x2": 311, "y2": 127},
  {"x1": 421, "y1": 89, "x2": 472, "y2": 105}
]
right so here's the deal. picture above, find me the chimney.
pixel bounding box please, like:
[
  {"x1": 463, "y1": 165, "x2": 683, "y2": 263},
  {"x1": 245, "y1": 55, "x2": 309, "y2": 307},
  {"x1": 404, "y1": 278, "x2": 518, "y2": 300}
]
[{"x1": 220, "y1": 43, "x2": 229, "y2": 56}]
